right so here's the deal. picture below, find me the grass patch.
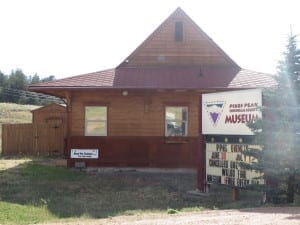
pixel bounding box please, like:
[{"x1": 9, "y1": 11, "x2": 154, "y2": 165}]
[
  {"x1": 167, "y1": 208, "x2": 179, "y2": 214},
  {"x1": 21, "y1": 164, "x2": 82, "y2": 181},
  {"x1": 0, "y1": 103, "x2": 38, "y2": 124},
  {"x1": 0, "y1": 201, "x2": 56, "y2": 225},
  {"x1": 180, "y1": 206, "x2": 206, "y2": 212},
  {"x1": 0, "y1": 158, "x2": 275, "y2": 224}
]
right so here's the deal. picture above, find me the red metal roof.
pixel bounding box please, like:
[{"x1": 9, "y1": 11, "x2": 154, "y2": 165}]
[
  {"x1": 29, "y1": 67, "x2": 275, "y2": 91},
  {"x1": 29, "y1": 8, "x2": 276, "y2": 93},
  {"x1": 228, "y1": 69, "x2": 276, "y2": 88},
  {"x1": 33, "y1": 69, "x2": 115, "y2": 87},
  {"x1": 114, "y1": 67, "x2": 241, "y2": 89}
]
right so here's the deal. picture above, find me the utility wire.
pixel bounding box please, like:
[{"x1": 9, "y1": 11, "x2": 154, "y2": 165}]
[{"x1": 0, "y1": 87, "x2": 64, "y2": 104}]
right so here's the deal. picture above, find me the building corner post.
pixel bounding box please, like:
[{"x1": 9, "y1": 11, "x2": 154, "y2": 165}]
[{"x1": 65, "y1": 92, "x2": 72, "y2": 161}]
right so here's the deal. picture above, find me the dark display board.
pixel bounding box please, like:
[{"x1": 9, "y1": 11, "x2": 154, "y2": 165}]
[{"x1": 206, "y1": 143, "x2": 264, "y2": 187}]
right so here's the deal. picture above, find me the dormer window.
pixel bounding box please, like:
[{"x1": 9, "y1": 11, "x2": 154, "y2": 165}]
[{"x1": 175, "y1": 21, "x2": 183, "y2": 42}]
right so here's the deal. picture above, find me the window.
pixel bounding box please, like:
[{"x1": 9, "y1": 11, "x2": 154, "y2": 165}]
[
  {"x1": 165, "y1": 106, "x2": 188, "y2": 136},
  {"x1": 85, "y1": 106, "x2": 107, "y2": 136},
  {"x1": 175, "y1": 21, "x2": 183, "y2": 42}
]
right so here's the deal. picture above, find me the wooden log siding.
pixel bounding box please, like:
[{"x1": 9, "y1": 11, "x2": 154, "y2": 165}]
[
  {"x1": 70, "y1": 91, "x2": 199, "y2": 137},
  {"x1": 123, "y1": 12, "x2": 234, "y2": 67},
  {"x1": 68, "y1": 136, "x2": 199, "y2": 168},
  {"x1": 67, "y1": 90, "x2": 200, "y2": 168},
  {"x1": 32, "y1": 104, "x2": 67, "y2": 124}
]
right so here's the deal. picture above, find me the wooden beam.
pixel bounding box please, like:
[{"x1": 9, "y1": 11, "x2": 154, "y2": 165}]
[{"x1": 65, "y1": 91, "x2": 72, "y2": 159}]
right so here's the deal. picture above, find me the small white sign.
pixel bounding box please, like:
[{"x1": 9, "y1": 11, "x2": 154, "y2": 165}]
[
  {"x1": 71, "y1": 149, "x2": 99, "y2": 159},
  {"x1": 202, "y1": 89, "x2": 262, "y2": 135}
]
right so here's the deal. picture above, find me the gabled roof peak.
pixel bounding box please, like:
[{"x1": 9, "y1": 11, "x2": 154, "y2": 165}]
[
  {"x1": 118, "y1": 7, "x2": 240, "y2": 69},
  {"x1": 173, "y1": 6, "x2": 184, "y2": 13}
]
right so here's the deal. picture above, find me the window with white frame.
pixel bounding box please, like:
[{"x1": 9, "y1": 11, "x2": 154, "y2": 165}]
[
  {"x1": 85, "y1": 106, "x2": 107, "y2": 136},
  {"x1": 165, "y1": 106, "x2": 188, "y2": 136}
]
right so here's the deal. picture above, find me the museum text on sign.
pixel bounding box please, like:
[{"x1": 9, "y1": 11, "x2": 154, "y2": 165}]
[{"x1": 202, "y1": 89, "x2": 262, "y2": 135}]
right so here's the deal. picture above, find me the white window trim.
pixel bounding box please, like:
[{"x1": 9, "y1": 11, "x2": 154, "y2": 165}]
[
  {"x1": 165, "y1": 106, "x2": 188, "y2": 137},
  {"x1": 84, "y1": 106, "x2": 108, "y2": 136}
]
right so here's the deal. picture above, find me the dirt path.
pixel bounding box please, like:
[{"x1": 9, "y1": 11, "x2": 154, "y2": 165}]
[{"x1": 43, "y1": 207, "x2": 300, "y2": 225}]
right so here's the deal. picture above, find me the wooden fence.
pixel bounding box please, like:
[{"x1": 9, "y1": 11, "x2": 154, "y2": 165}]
[{"x1": 1, "y1": 123, "x2": 66, "y2": 155}]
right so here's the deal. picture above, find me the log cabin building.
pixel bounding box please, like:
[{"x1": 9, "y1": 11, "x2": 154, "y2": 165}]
[{"x1": 29, "y1": 8, "x2": 275, "y2": 190}]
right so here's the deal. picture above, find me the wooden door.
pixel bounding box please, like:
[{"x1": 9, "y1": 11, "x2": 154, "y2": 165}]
[{"x1": 34, "y1": 119, "x2": 66, "y2": 155}]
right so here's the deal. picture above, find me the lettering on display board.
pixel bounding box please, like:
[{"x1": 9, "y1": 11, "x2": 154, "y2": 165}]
[
  {"x1": 206, "y1": 143, "x2": 264, "y2": 187},
  {"x1": 225, "y1": 103, "x2": 259, "y2": 124}
]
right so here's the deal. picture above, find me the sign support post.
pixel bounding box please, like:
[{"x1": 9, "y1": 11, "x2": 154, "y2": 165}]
[
  {"x1": 197, "y1": 95, "x2": 205, "y2": 192},
  {"x1": 232, "y1": 187, "x2": 239, "y2": 201},
  {"x1": 197, "y1": 134, "x2": 205, "y2": 192}
]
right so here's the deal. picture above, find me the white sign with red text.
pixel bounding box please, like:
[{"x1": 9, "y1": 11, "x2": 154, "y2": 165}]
[{"x1": 202, "y1": 89, "x2": 262, "y2": 135}]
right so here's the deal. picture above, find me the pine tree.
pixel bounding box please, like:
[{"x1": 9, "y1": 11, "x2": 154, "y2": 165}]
[
  {"x1": 30, "y1": 74, "x2": 40, "y2": 84},
  {"x1": 245, "y1": 34, "x2": 300, "y2": 203},
  {"x1": 0, "y1": 71, "x2": 7, "y2": 86},
  {"x1": 0, "y1": 71, "x2": 8, "y2": 101}
]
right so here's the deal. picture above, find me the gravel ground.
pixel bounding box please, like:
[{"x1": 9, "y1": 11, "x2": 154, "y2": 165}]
[{"x1": 43, "y1": 207, "x2": 300, "y2": 225}]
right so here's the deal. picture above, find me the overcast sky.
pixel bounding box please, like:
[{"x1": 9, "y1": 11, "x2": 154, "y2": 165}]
[{"x1": 0, "y1": 0, "x2": 299, "y2": 79}]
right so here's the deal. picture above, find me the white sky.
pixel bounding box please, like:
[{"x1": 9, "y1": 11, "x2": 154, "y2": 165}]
[{"x1": 0, "y1": 0, "x2": 299, "y2": 79}]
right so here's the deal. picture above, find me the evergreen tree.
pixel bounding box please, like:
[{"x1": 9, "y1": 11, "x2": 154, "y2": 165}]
[
  {"x1": 5, "y1": 69, "x2": 28, "y2": 103},
  {"x1": 0, "y1": 70, "x2": 7, "y2": 86},
  {"x1": 0, "y1": 71, "x2": 7, "y2": 101},
  {"x1": 0, "y1": 69, "x2": 60, "y2": 105},
  {"x1": 7, "y1": 69, "x2": 28, "y2": 89},
  {"x1": 30, "y1": 73, "x2": 40, "y2": 84},
  {"x1": 41, "y1": 75, "x2": 55, "y2": 82},
  {"x1": 246, "y1": 34, "x2": 300, "y2": 203}
]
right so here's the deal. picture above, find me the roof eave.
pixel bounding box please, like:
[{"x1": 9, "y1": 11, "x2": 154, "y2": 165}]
[{"x1": 28, "y1": 85, "x2": 267, "y2": 92}]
